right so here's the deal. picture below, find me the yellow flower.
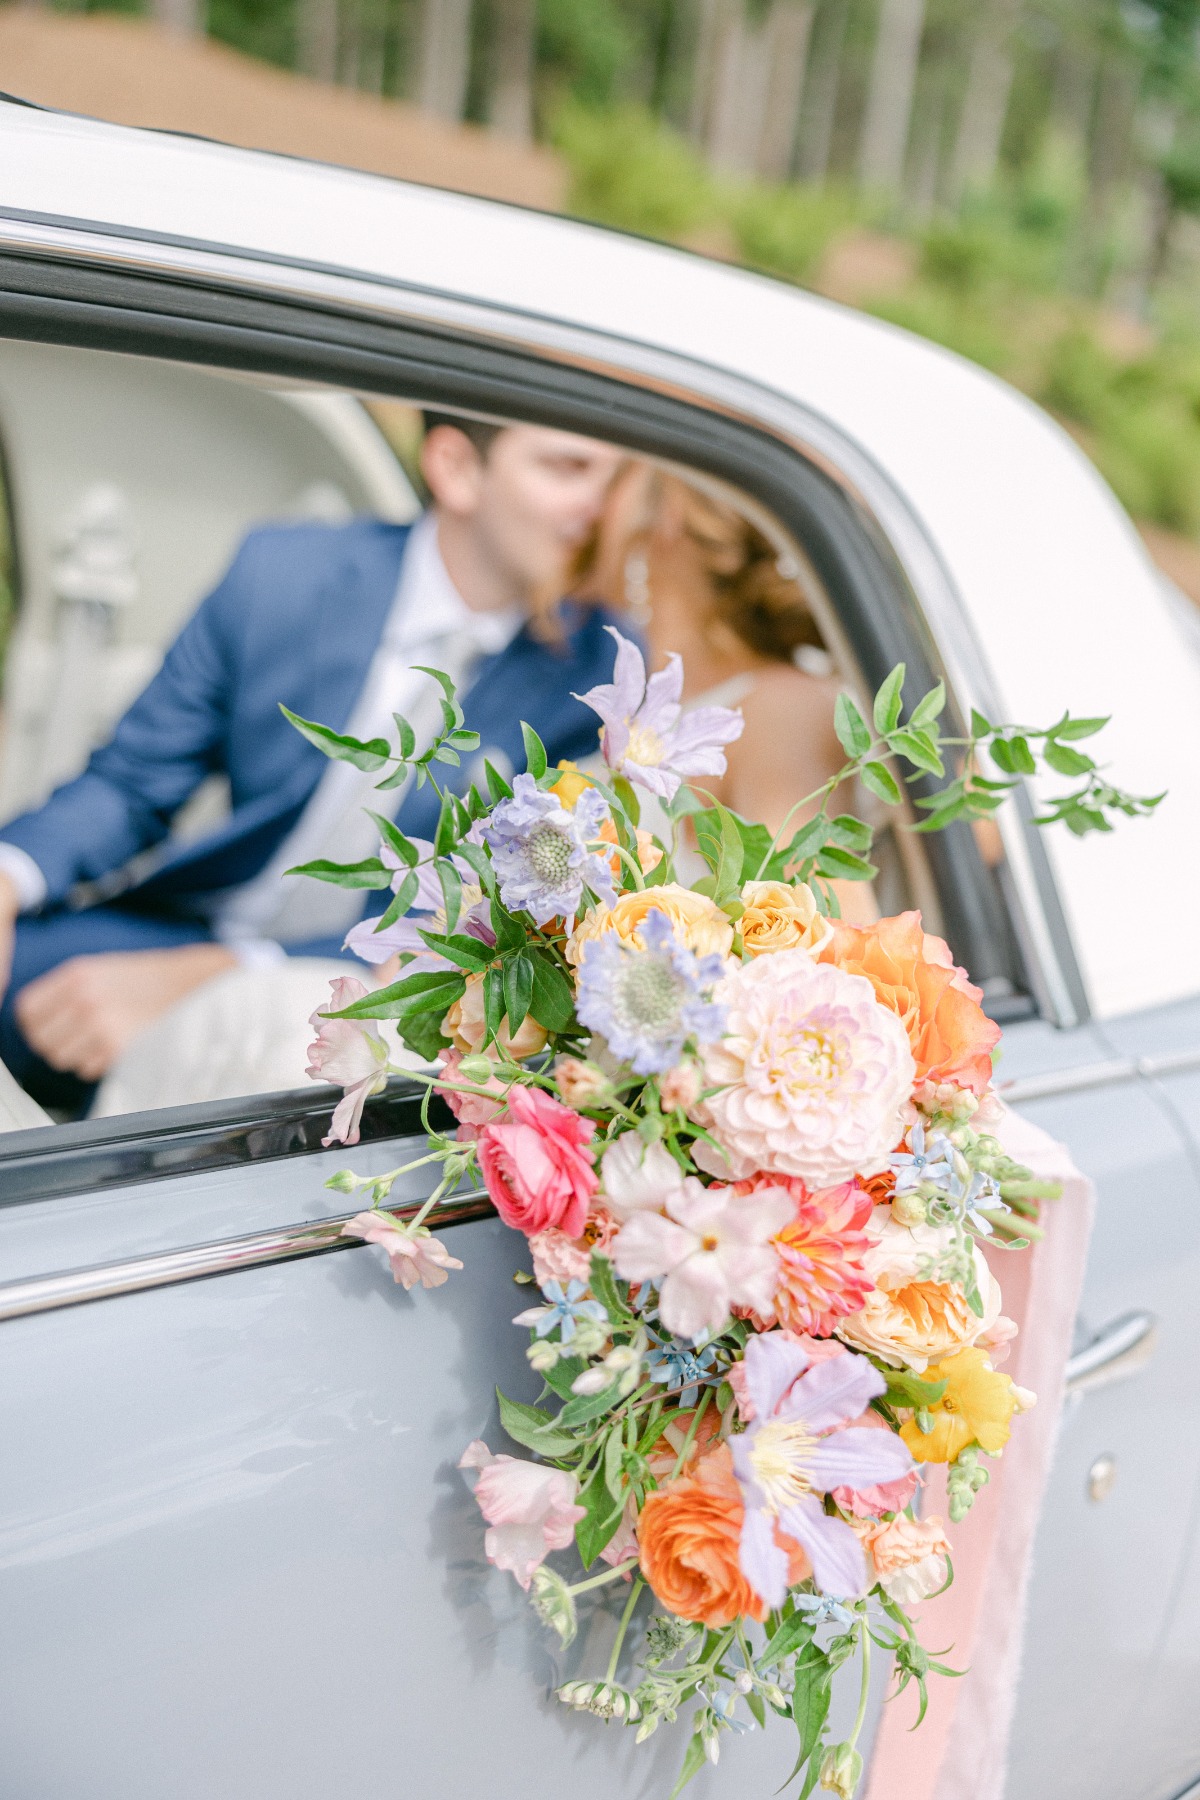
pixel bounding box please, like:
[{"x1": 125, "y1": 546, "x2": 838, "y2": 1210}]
[
  {"x1": 899, "y1": 1347, "x2": 1019, "y2": 1463},
  {"x1": 566, "y1": 883, "x2": 734, "y2": 967},
  {"x1": 549, "y1": 761, "x2": 592, "y2": 809},
  {"x1": 739, "y1": 880, "x2": 833, "y2": 959}
]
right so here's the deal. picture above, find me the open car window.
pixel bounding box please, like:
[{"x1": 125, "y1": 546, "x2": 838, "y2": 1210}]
[{"x1": 0, "y1": 325, "x2": 1035, "y2": 1159}]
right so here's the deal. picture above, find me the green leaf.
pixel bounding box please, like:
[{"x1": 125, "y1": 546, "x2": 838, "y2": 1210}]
[
  {"x1": 759, "y1": 1611, "x2": 816, "y2": 1668},
  {"x1": 373, "y1": 869, "x2": 419, "y2": 931},
  {"x1": 556, "y1": 1384, "x2": 621, "y2": 1430},
  {"x1": 432, "y1": 743, "x2": 462, "y2": 766},
  {"x1": 783, "y1": 814, "x2": 830, "y2": 866},
  {"x1": 456, "y1": 840, "x2": 494, "y2": 891},
  {"x1": 416, "y1": 930, "x2": 494, "y2": 973},
  {"x1": 872, "y1": 662, "x2": 906, "y2": 734},
  {"x1": 541, "y1": 1355, "x2": 586, "y2": 1399},
  {"x1": 333, "y1": 969, "x2": 465, "y2": 1020},
  {"x1": 396, "y1": 1009, "x2": 453, "y2": 1062},
  {"x1": 449, "y1": 727, "x2": 481, "y2": 750},
  {"x1": 411, "y1": 664, "x2": 458, "y2": 702},
  {"x1": 373, "y1": 762, "x2": 411, "y2": 792},
  {"x1": 279, "y1": 705, "x2": 391, "y2": 772},
  {"x1": 485, "y1": 760, "x2": 514, "y2": 802},
  {"x1": 589, "y1": 1252, "x2": 634, "y2": 1327},
  {"x1": 888, "y1": 728, "x2": 945, "y2": 777},
  {"x1": 529, "y1": 955, "x2": 576, "y2": 1032},
  {"x1": 833, "y1": 691, "x2": 871, "y2": 759},
  {"x1": 1044, "y1": 740, "x2": 1095, "y2": 777},
  {"x1": 612, "y1": 774, "x2": 641, "y2": 826},
  {"x1": 603, "y1": 1420, "x2": 626, "y2": 1502},
  {"x1": 503, "y1": 951, "x2": 535, "y2": 1035},
  {"x1": 989, "y1": 737, "x2": 1016, "y2": 774},
  {"x1": 283, "y1": 857, "x2": 391, "y2": 889},
  {"x1": 816, "y1": 844, "x2": 877, "y2": 881},
  {"x1": 969, "y1": 707, "x2": 993, "y2": 738},
  {"x1": 521, "y1": 722, "x2": 548, "y2": 780},
  {"x1": 366, "y1": 813, "x2": 418, "y2": 867},
  {"x1": 574, "y1": 1463, "x2": 627, "y2": 1567},
  {"x1": 883, "y1": 1370, "x2": 948, "y2": 1408},
  {"x1": 497, "y1": 1393, "x2": 557, "y2": 1449},
  {"x1": 1054, "y1": 713, "x2": 1109, "y2": 740},
  {"x1": 909, "y1": 680, "x2": 946, "y2": 729},
  {"x1": 746, "y1": 1689, "x2": 766, "y2": 1729},
  {"x1": 433, "y1": 792, "x2": 456, "y2": 860},
  {"x1": 437, "y1": 859, "x2": 463, "y2": 933},
  {"x1": 483, "y1": 965, "x2": 505, "y2": 1045},
  {"x1": 1007, "y1": 734, "x2": 1037, "y2": 776},
  {"x1": 490, "y1": 902, "x2": 526, "y2": 955},
  {"x1": 861, "y1": 760, "x2": 902, "y2": 805},
  {"x1": 667, "y1": 1730, "x2": 707, "y2": 1800},
  {"x1": 827, "y1": 813, "x2": 873, "y2": 852},
  {"x1": 392, "y1": 713, "x2": 416, "y2": 761},
  {"x1": 791, "y1": 1644, "x2": 833, "y2": 1770}
]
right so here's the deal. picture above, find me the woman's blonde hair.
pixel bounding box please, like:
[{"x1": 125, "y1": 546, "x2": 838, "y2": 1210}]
[{"x1": 669, "y1": 481, "x2": 824, "y2": 663}]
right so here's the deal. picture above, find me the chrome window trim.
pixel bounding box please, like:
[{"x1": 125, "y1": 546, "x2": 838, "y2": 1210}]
[
  {"x1": 999, "y1": 1045, "x2": 1200, "y2": 1105},
  {"x1": 0, "y1": 208, "x2": 1080, "y2": 1024},
  {"x1": 0, "y1": 1186, "x2": 493, "y2": 1323}
]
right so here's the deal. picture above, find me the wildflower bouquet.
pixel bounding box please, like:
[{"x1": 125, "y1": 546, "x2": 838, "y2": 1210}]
[{"x1": 296, "y1": 632, "x2": 1154, "y2": 1797}]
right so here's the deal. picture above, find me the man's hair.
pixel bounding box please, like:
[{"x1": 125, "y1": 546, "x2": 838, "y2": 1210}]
[{"x1": 420, "y1": 410, "x2": 504, "y2": 460}]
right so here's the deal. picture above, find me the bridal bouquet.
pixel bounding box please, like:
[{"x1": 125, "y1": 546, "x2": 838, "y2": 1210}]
[{"x1": 294, "y1": 632, "x2": 1154, "y2": 1798}]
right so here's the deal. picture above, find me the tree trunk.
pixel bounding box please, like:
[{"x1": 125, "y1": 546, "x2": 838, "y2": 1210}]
[
  {"x1": 297, "y1": 0, "x2": 340, "y2": 81},
  {"x1": 415, "y1": 0, "x2": 474, "y2": 121},
  {"x1": 757, "y1": 0, "x2": 816, "y2": 181},
  {"x1": 795, "y1": 0, "x2": 849, "y2": 183},
  {"x1": 150, "y1": 0, "x2": 203, "y2": 37},
  {"x1": 906, "y1": 54, "x2": 949, "y2": 219},
  {"x1": 857, "y1": 0, "x2": 927, "y2": 195},
  {"x1": 945, "y1": 0, "x2": 1021, "y2": 208},
  {"x1": 699, "y1": 0, "x2": 752, "y2": 172},
  {"x1": 488, "y1": 0, "x2": 536, "y2": 140}
]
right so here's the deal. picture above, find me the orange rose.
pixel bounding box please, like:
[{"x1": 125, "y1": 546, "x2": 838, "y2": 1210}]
[
  {"x1": 819, "y1": 911, "x2": 999, "y2": 1095},
  {"x1": 638, "y1": 1444, "x2": 809, "y2": 1626}
]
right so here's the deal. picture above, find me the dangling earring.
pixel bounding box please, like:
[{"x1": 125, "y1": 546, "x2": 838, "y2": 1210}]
[{"x1": 624, "y1": 549, "x2": 652, "y2": 628}]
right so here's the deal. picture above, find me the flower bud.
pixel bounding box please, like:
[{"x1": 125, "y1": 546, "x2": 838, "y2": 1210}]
[
  {"x1": 556, "y1": 1680, "x2": 641, "y2": 1723},
  {"x1": 819, "y1": 1742, "x2": 864, "y2": 1798},
  {"x1": 457, "y1": 1055, "x2": 498, "y2": 1084},
  {"x1": 531, "y1": 1567, "x2": 578, "y2": 1648},
  {"x1": 659, "y1": 1062, "x2": 701, "y2": 1111},
  {"x1": 891, "y1": 1189, "x2": 927, "y2": 1227},
  {"x1": 527, "y1": 1338, "x2": 560, "y2": 1372},
  {"x1": 555, "y1": 1056, "x2": 610, "y2": 1108},
  {"x1": 733, "y1": 1670, "x2": 753, "y2": 1695},
  {"x1": 571, "y1": 1364, "x2": 613, "y2": 1396},
  {"x1": 324, "y1": 1169, "x2": 360, "y2": 1194}
]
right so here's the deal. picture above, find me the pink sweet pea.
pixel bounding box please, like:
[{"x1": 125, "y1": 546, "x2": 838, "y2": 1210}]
[
  {"x1": 611, "y1": 1180, "x2": 792, "y2": 1341},
  {"x1": 578, "y1": 629, "x2": 743, "y2": 802},
  {"x1": 476, "y1": 1086, "x2": 599, "y2": 1239},
  {"x1": 458, "y1": 1440, "x2": 585, "y2": 1589},
  {"x1": 307, "y1": 977, "x2": 390, "y2": 1146},
  {"x1": 341, "y1": 1212, "x2": 463, "y2": 1290}
]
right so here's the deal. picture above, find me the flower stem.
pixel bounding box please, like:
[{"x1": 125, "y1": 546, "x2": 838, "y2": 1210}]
[
  {"x1": 566, "y1": 1559, "x2": 640, "y2": 1597},
  {"x1": 848, "y1": 1614, "x2": 872, "y2": 1751},
  {"x1": 593, "y1": 838, "x2": 645, "y2": 891},
  {"x1": 605, "y1": 1577, "x2": 645, "y2": 1683},
  {"x1": 666, "y1": 1389, "x2": 711, "y2": 1482}
]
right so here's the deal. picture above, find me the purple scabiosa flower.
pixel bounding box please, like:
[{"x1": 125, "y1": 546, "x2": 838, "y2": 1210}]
[
  {"x1": 482, "y1": 776, "x2": 616, "y2": 927},
  {"x1": 576, "y1": 907, "x2": 726, "y2": 1076},
  {"x1": 577, "y1": 629, "x2": 744, "y2": 801},
  {"x1": 729, "y1": 1333, "x2": 915, "y2": 1604}
]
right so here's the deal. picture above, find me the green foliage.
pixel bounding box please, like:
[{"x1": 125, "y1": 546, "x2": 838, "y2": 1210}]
[
  {"x1": 730, "y1": 183, "x2": 858, "y2": 285},
  {"x1": 552, "y1": 102, "x2": 716, "y2": 240}
]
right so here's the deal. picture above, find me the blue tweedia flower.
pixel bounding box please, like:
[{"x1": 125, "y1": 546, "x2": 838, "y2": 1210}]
[
  {"x1": 645, "y1": 1339, "x2": 719, "y2": 1409},
  {"x1": 792, "y1": 1593, "x2": 857, "y2": 1631},
  {"x1": 891, "y1": 1125, "x2": 1004, "y2": 1233},
  {"x1": 576, "y1": 907, "x2": 727, "y2": 1076},
  {"x1": 891, "y1": 1124, "x2": 956, "y2": 1196},
  {"x1": 512, "y1": 1279, "x2": 608, "y2": 1344},
  {"x1": 709, "y1": 1690, "x2": 752, "y2": 1734},
  {"x1": 483, "y1": 776, "x2": 616, "y2": 927}
]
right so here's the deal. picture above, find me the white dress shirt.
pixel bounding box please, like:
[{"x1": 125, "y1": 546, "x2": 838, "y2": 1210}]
[{"x1": 0, "y1": 513, "x2": 524, "y2": 964}]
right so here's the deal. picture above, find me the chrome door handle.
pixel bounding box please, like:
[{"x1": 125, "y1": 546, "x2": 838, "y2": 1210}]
[{"x1": 1065, "y1": 1311, "x2": 1157, "y2": 1396}]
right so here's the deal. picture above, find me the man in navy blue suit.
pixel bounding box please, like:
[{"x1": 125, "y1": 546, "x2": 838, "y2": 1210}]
[{"x1": 0, "y1": 416, "x2": 623, "y2": 1111}]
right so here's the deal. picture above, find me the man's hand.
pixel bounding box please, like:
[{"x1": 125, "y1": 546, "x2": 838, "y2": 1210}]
[
  {"x1": 15, "y1": 943, "x2": 239, "y2": 1083},
  {"x1": 0, "y1": 872, "x2": 20, "y2": 996}
]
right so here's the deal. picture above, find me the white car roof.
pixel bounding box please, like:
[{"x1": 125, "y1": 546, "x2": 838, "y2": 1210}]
[{"x1": 4, "y1": 99, "x2": 1198, "y2": 1021}]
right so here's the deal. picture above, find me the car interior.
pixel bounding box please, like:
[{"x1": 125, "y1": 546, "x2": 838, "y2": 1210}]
[{"x1": 0, "y1": 336, "x2": 1033, "y2": 1136}]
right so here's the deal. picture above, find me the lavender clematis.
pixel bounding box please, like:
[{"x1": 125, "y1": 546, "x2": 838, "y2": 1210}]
[
  {"x1": 729, "y1": 1334, "x2": 915, "y2": 1605},
  {"x1": 578, "y1": 628, "x2": 744, "y2": 801}
]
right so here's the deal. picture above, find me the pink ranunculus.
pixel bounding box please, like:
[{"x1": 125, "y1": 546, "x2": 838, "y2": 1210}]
[
  {"x1": 476, "y1": 1085, "x2": 598, "y2": 1239},
  {"x1": 529, "y1": 1203, "x2": 619, "y2": 1288},
  {"x1": 727, "y1": 1332, "x2": 846, "y2": 1422},
  {"x1": 831, "y1": 1408, "x2": 923, "y2": 1518},
  {"x1": 458, "y1": 1440, "x2": 585, "y2": 1589},
  {"x1": 341, "y1": 1212, "x2": 463, "y2": 1290},
  {"x1": 437, "y1": 1049, "x2": 505, "y2": 1142},
  {"x1": 307, "y1": 976, "x2": 391, "y2": 1146}
]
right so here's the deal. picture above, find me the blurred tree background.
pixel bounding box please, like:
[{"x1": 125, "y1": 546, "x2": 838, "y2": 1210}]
[{"x1": 25, "y1": 0, "x2": 1200, "y2": 538}]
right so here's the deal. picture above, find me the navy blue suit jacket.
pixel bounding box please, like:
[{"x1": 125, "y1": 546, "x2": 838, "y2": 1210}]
[{"x1": 0, "y1": 518, "x2": 621, "y2": 955}]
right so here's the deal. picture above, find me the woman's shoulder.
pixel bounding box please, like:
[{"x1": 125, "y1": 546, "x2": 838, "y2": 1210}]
[{"x1": 739, "y1": 663, "x2": 841, "y2": 733}]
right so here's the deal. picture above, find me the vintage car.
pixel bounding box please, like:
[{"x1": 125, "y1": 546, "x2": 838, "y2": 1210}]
[{"x1": 0, "y1": 95, "x2": 1198, "y2": 1800}]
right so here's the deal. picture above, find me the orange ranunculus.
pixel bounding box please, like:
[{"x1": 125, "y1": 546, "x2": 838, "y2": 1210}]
[
  {"x1": 819, "y1": 911, "x2": 1000, "y2": 1096},
  {"x1": 637, "y1": 1444, "x2": 809, "y2": 1627}
]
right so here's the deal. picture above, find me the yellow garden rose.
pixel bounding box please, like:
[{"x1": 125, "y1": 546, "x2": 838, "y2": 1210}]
[
  {"x1": 739, "y1": 880, "x2": 833, "y2": 958},
  {"x1": 443, "y1": 972, "x2": 549, "y2": 1059},
  {"x1": 566, "y1": 883, "x2": 734, "y2": 968},
  {"x1": 899, "y1": 1347, "x2": 1026, "y2": 1462}
]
